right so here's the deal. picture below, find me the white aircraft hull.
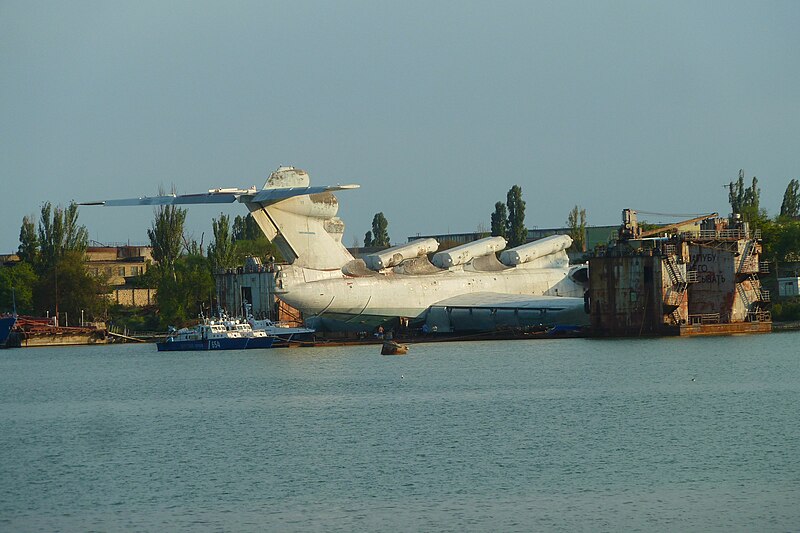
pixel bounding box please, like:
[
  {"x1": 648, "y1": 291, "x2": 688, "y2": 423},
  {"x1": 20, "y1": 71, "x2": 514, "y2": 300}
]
[{"x1": 277, "y1": 263, "x2": 585, "y2": 323}]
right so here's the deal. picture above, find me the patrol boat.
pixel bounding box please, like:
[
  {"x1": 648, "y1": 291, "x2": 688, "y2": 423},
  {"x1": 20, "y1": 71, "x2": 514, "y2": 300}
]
[{"x1": 157, "y1": 321, "x2": 252, "y2": 351}]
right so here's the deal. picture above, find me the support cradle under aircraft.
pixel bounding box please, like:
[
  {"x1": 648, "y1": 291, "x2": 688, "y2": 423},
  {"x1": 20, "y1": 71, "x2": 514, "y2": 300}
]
[{"x1": 83, "y1": 166, "x2": 589, "y2": 330}]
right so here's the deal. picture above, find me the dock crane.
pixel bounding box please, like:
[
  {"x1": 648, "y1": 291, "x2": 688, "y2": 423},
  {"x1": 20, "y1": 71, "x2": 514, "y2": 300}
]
[{"x1": 620, "y1": 209, "x2": 718, "y2": 240}]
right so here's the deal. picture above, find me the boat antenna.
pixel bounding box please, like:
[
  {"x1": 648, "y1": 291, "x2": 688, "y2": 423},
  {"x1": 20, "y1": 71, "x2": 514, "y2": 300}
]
[{"x1": 11, "y1": 286, "x2": 17, "y2": 317}]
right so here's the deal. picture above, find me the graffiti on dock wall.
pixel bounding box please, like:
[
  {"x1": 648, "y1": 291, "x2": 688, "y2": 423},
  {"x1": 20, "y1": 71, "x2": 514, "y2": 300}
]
[
  {"x1": 689, "y1": 251, "x2": 729, "y2": 286},
  {"x1": 687, "y1": 245, "x2": 735, "y2": 316}
]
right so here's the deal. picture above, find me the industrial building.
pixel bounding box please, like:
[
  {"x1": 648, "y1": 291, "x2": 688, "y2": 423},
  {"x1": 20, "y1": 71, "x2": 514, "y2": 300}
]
[
  {"x1": 587, "y1": 210, "x2": 771, "y2": 336},
  {"x1": 85, "y1": 246, "x2": 156, "y2": 306},
  {"x1": 214, "y1": 257, "x2": 302, "y2": 324},
  {"x1": 777, "y1": 277, "x2": 800, "y2": 297}
]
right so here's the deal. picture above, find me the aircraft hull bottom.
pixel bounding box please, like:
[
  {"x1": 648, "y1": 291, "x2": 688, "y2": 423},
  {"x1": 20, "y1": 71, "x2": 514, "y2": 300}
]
[
  {"x1": 306, "y1": 296, "x2": 588, "y2": 334},
  {"x1": 425, "y1": 297, "x2": 588, "y2": 333}
]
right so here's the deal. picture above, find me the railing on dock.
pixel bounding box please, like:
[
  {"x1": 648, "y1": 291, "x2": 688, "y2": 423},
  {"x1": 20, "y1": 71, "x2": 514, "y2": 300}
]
[{"x1": 688, "y1": 313, "x2": 721, "y2": 325}]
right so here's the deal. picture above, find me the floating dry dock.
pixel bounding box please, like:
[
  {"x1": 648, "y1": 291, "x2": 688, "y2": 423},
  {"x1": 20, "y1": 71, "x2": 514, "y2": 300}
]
[{"x1": 587, "y1": 211, "x2": 771, "y2": 337}]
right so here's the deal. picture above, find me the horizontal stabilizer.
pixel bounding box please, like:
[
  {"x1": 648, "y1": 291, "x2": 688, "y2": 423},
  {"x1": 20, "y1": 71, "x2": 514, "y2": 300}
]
[
  {"x1": 251, "y1": 184, "x2": 359, "y2": 205},
  {"x1": 80, "y1": 190, "x2": 245, "y2": 206},
  {"x1": 81, "y1": 184, "x2": 359, "y2": 207}
]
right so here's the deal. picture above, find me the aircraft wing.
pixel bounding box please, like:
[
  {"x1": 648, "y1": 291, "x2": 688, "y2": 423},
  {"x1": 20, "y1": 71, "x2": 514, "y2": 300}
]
[{"x1": 80, "y1": 184, "x2": 359, "y2": 207}]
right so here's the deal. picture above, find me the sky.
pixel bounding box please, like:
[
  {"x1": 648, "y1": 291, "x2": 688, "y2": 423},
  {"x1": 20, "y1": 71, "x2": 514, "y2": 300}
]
[{"x1": 2, "y1": 1, "x2": 799, "y2": 253}]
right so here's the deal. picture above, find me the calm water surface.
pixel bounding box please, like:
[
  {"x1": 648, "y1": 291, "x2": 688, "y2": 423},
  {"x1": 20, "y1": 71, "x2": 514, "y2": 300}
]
[{"x1": 1, "y1": 333, "x2": 799, "y2": 531}]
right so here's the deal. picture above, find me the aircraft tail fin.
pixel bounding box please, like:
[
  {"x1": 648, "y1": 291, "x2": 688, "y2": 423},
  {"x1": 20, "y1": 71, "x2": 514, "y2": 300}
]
[{"x1": 245, "y1": 166, "x2": 359, "y2": 271}]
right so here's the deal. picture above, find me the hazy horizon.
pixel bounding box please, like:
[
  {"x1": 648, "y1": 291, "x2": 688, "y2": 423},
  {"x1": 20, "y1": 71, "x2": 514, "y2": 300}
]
[{"x1": 2, "y1": 1, "x2": 799, "y2": 253}]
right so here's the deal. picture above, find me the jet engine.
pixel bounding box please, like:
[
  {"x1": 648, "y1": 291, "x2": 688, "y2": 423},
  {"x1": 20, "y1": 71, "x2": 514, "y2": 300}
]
[
  {"x1": 432, "y1": 236, "x2": 507, "y2": 268},
  {"x1": 499, "y1": 234, "x2": 573, "y2": 266},
  {"x1": 364, "y1": 238, "x2": 439, "y2": 271}
]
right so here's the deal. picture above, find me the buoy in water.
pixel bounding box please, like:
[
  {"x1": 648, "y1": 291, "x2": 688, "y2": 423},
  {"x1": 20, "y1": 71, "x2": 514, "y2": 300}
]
[{"x1": 381, "y1": 340, "x2": 408, "y2": 355}]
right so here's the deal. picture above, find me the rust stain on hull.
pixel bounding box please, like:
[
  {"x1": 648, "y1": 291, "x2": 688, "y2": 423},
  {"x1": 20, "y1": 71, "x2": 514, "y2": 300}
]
[{"x1": 677, "y1": 322, "x2": 772, "y2": 336}]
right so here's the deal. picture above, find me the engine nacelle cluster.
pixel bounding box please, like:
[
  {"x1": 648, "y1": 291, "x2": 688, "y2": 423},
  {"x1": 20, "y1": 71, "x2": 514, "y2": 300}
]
[
  {"x1": 499, "y1": 234, "x2": 572, "y2": 266},
  {"x1": 432, "y1": 236, "x2": 507, "y2": 268},
  {"x1": 364, "y1": 238, "x2": 439, "y2": 271}
]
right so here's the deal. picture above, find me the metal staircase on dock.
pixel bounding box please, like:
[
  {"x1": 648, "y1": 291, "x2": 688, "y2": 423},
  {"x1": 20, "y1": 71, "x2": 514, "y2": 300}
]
[
  {"x1": 736, "y1": 273, "x2": 770, "y2": 321},
  {"x1": 737, "y1": 239, "x2": 758, "y2": 274},
  {"x1": 662, "y1": 252, "x2": 688, "y2": 325}
]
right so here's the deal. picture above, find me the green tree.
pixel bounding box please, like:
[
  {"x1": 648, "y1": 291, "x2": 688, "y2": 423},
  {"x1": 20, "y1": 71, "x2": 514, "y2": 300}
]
[
  {"x1": 363, "y1": 231, "x2": 373, "y2": 248},
  {"x1": 567, "y1": 205, "x2": 587, "y2": 252},
  {"x1": 18, "y1": 215, "x2": 38, "y2": 265},
  {"x1": 780, "y1": 179, "x2": 800, "y2": 219},
  {"x1": 233, "y1": 238, "x2": 281, "y2": 263},
  {"x1": 727, "y1": 169, "x2": 767, "y2": 227},
  {"x1": 0, "y1": 262, "x2": 37, "y2": 314},
  {"x1": 506, "y1": 185, "x2": 526, "y2": 247},
  {"x1": 153, "y1": 253, "x2": 215, "y2": 328},
  {"x1": 370, "y1": 213, "x2": 390, "y2": 247},
  {"x1": 490, "y1": 202, "x2": 508, "y2": 239},
  {"x1": 182, "y1": 232, "x2": 205, "y2": 257},
  {"x1": 762, "y1": 220, "x2": 800, "y2": 263},
  {"x1": 727, "y1": 170, "x2": 746, "y2": 214},
  {"x1": 232, "y1": 214, "x2": 262, "y2": 242},
  {"x1": 227, "y1": 213, "x2": 281, "y2": 263},
  {"x1": 22, "y1": 202, "x2": 104, "y2": 321},
  {"x1": 208, "y1": 214, "x2": 236, "y2": 271},
  {"x1": 36, "y1": 201, "x2": 88, "y2": 272},
  {"x1": 33, "y1": 251, "x2": 108, "y2": 323},
  {"x1": 147, "y1": 204, "x2": 187, "y2": 274}
]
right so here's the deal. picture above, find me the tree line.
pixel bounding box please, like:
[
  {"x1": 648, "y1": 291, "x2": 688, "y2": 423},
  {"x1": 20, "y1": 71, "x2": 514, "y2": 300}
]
[
  {"x1": 1, "y1": 202, "x2": 106, "y2": 324},
  {"x1": 723, "y1": 169, "x2": 800, "y2": 264},
  {"x1": 1, "y1": 202, "x2": 280, "y2": 330}
]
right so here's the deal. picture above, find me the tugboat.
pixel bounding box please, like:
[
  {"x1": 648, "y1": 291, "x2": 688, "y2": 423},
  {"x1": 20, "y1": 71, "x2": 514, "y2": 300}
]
[{"x1": 157, "y1": 321, "x2": 250, "y2": 351}]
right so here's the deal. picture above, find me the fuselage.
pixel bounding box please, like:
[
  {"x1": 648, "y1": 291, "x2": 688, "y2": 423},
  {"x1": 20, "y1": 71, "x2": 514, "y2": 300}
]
[{"x1": 276, "y1": 262, "x2": 585, "y2": 321}]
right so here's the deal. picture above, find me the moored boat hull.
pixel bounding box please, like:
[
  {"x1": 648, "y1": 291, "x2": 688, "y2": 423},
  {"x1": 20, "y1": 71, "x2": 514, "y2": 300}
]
[
  {"x1": 243, "y1": 336, "x2": 276, "y2": 349},
  {"x1": 0, "y1": 316, "x2": 17, "y2": 348},
  {"x1": 157, "y1": 337, "x2": 250, "y2": 351}
]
